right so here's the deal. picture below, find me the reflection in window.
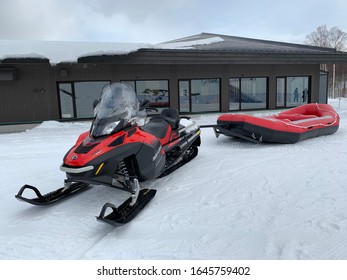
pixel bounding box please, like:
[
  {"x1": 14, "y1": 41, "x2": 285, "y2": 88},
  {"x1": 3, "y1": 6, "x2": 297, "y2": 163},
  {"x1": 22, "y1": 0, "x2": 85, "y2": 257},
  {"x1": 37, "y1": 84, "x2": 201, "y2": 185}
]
[
  {"x1": 58, "y1": 81, "x2": 110, "y2": 119},
  {"x1": 59, "y1": 83, "x2": 74, "y2": 118},
  {"x1": 229, "y1": 78, "x2": 240, "y2": 110},
  {"x1": 75, "y1": 81, "x2": 110, "y2": 118},
  {"x1": 276, "y1": 78, "x2": 286, "y2": 107},
  {"x1": 286, "y1": 77, "x2": 309, "y2": 106},
  {"x1": 229, "y1": 78, "x2": 267, "y2": 110},
  {"x1": 240, "y1": 78, "x2": 267, "y2": 110},
  {"x1": 179, "y1": 80, "x2": 190, "y2": 113},
  {"x1": 178, "y1": 79, "x2": 220, "y2": 113},
  {"x1": 319, "y1": 72, "x2": 328, "y2": 103},
  {"x1": 123, "y1": 80, "x2": 169, "y2": 111},
  {"x1": 276, "y1": 76, "x2": 310, "y2": 108},
  {"x1": 191, "y1": 79, "x2": 220, "y2": 112}
]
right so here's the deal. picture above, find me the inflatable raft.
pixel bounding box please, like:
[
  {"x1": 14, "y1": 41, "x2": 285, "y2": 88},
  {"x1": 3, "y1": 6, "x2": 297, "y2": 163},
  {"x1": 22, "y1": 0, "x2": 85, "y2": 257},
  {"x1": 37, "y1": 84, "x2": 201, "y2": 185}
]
[{"x1": 214, "y1": 103, "x2": 339, "y2": 144}]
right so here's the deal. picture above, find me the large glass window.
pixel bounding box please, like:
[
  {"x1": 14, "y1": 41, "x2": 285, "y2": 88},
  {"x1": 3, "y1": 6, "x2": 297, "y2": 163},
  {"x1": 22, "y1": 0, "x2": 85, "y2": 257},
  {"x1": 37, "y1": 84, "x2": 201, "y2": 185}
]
[
  {"x1": 241, "y1": 78, "x2": 267, "y2": 110},
  {"x1": 58, "y1": 81, "x2": 110, "y2": 119},
  {"x1": 59, "y1": 83, "x2": 74, "y2": 118},
  {"x1": 178, "y1": 79, "x2": 220, "y2": 113},
  {"x1": 229, "y1": 77, "x2": 267, "y2": 110},
  {"x1": 179, "y1": 80, "x2": 190, "y2": 113},
  {"x1": 276, "y1": 76, "x2": 310, "y2": 108},
  {"x1": 122, "y1": 80, "x2": 169, "y2": 111},
  {"x1": 287, "y1": 77, "x2": 309, "y2": 106},
  {"x1": 229, "y1": 78, "x2": 240, "y2": 110},
  {"x1": 319, "y1": 71, "x2": 328, "y2": 103},
  {"x1": 191, "y1": 79, "x2": 220, "y2": 112},
  {"x1": 276, "y1": 78, "x2": 286, "y2": 107},
  {"x1": 75, "y1": 81, "x2": 110, "y2": 118}
]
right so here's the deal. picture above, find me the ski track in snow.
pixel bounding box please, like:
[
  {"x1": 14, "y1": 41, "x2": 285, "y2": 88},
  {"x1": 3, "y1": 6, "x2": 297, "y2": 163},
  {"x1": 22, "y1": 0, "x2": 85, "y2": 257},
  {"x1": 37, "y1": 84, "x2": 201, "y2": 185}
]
[{"x1": 1, "y1": 100, "x2": 347, "y2": 260}]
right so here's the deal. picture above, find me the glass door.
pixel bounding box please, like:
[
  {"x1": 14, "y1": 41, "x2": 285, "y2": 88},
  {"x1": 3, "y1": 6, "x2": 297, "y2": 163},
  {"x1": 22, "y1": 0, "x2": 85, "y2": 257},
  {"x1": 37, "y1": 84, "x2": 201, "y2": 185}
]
[
  {"x1": 58, "y1": 83, "x2": 75, "y2": 118},
  {"x1": 179, "y1": 80, "x2": 190, "y2": 113},
  {"x1": 276, "y1": 77, "x2": 286, "y2": 107},
  {"x1": 179, "y1": 79, "x2": 220, "y2": 113}
]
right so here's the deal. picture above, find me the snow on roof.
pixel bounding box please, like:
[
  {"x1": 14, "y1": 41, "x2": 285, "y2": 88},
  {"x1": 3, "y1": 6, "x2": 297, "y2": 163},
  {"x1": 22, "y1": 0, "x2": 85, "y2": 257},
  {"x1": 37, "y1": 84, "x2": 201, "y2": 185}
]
[
  {"x1": 0, "y1": 36, "x2": 225, "y2": 64},
  {"x1": 0, "y1": 39, "x2": 151, "y2": 64},
  {"x1": 154, "y1": 36, "x2": 224, "y2": 49}
]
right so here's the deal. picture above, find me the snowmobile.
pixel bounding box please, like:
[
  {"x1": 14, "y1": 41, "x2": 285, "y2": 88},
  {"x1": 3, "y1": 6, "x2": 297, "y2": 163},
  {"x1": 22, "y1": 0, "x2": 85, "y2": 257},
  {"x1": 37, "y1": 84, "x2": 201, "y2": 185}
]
[{"x1": 15, "y1": 83, "x2": 201, "y2": 226}]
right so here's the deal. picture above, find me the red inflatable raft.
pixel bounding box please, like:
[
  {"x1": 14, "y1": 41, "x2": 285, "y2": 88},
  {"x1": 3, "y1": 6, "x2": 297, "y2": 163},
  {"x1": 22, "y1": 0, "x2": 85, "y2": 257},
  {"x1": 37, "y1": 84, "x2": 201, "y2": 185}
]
[{"x1": 214, "y1": 103, "x2": 340, "y2": 143}]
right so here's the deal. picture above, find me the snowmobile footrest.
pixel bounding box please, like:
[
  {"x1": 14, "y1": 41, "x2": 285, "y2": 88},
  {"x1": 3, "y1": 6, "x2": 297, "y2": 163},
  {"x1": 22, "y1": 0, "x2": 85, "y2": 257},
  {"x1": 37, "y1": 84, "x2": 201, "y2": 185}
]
[
  {"x1": 96, "y1": 189, "x2": 157, "y2": 226},
  {"x1": 15, "y1": 182, "x2": 89, "y2": 206}
]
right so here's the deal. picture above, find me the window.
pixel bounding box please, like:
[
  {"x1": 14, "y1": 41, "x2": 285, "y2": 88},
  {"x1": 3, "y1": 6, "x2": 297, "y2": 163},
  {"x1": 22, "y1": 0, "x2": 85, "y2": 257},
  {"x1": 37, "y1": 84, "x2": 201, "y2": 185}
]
[
  {"x1": 319, "y1": 71, "x2": 328, "y2": 103},
  {"x1": 179, "y1": 79, "x2": 220, "y2": 113},
  {"x1": 122, "y1": 80, "x2": 169, "y2": 111},
  {"x1": 229, "y1": 78, "x2": 240, "y2": 110},
  {"x1": 276, "y1": 76, "x2": 310, "y2": 108},
  {"x1": 0, "y1": 68, "x2": 17, "y2": 81},
  {"x1": 58, "y1": 81, "x2": 110, "y2": 119},
  {"x1": 179, "y1": 80, "x2": 190, "y2": 113},
  {"x1": 276, "y1": 78, "x2": 286, "y2": 107},
  {"x1": 59, "y1": 83, "x2": 74, "y2": 118},
  {"x1": 229, "y1": 77, "x2": 267, "y2": 110}
]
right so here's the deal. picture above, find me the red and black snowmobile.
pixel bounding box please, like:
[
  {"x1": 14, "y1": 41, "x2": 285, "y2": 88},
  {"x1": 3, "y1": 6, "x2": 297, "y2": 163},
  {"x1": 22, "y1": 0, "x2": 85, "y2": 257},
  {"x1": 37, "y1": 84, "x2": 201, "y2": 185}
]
[{"x1": 16, "y1": 83, "x2": 201, "y2": 226}]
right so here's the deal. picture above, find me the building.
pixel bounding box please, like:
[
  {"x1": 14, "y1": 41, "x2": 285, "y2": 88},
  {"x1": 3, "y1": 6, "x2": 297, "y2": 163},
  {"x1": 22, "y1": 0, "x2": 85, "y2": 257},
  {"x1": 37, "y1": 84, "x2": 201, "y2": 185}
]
[{"x1": 1, "y1": 32, "x2": 347, "y2": 124}]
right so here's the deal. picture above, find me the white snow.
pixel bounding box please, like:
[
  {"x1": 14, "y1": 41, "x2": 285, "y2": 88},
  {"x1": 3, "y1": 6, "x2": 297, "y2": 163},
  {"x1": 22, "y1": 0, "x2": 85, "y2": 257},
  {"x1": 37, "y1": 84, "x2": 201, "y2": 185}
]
[
  {"x1": 154, "y1": 36, "x2": 224, "y2": 49},
  {"x1": 0, "y1": 39, "x2": 151, "y2": 64},
  {"x1": 0, "y1": 36, "x2": 224, "y2": 64},
  {"x1": 1, "y1": 99, "x2": 347, "y2": 260}
]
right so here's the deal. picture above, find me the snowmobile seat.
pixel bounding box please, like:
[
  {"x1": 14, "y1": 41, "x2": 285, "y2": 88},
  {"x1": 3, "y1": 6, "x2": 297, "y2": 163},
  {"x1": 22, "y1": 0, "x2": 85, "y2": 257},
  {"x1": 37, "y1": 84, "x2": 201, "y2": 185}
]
[
  {"x1": 141, "y1": 118, "x2": 171, "y2": 140},
  {"x1": 141, "y1": 108, "x2": 180, "y2": 140},
  {"x1": 160, "y1": 108, "x2": 180, "y2": 130}
]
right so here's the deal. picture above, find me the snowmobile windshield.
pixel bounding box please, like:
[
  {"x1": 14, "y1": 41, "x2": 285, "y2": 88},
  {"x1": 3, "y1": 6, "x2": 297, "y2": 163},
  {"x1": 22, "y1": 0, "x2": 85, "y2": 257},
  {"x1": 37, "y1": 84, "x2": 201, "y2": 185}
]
[{"x1": 91, "y1": 83, "x2": 142, "y2": 137}]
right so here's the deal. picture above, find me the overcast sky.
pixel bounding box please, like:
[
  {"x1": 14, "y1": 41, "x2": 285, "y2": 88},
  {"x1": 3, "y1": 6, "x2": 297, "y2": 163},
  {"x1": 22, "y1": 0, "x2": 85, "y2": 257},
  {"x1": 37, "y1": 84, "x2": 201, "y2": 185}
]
[{"x1": 1, "y1": 0, "x2": 346, "y2": 44}]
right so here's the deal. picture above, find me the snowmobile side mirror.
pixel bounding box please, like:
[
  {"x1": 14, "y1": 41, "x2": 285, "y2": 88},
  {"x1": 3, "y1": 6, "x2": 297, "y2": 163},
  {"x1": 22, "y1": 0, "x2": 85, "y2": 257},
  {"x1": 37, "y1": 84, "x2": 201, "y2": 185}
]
[{"x1": 139, "y1": 99, "x2": 150, "y2": 111}]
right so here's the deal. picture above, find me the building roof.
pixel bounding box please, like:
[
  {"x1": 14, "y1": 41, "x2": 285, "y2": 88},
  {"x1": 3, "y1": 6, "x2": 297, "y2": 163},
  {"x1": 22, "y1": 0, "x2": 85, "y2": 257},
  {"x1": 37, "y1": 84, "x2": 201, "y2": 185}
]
[
  {"x1": 1, "y1": 32, "x2": 347, "y2": 65},
  {"x1": 162, "y1": 32, "x2": 337, "y2": 53},
  {"x1": 78, "y1": 33, "x2": 347, "y2": 64}
]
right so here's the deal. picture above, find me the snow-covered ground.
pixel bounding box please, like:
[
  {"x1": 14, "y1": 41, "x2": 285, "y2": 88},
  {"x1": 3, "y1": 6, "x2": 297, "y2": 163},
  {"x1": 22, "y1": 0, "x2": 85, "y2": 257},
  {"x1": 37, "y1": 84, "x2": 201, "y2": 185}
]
[{"x1": 1, "y1": 99, "x2": 347, "y2": 260}]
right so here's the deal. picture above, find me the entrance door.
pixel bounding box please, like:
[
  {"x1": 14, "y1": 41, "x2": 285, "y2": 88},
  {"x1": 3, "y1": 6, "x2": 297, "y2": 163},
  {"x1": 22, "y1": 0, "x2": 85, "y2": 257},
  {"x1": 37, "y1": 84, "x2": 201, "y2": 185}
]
[{"x1": 178, "y1": 79, "x2": 220, "y2": 113}]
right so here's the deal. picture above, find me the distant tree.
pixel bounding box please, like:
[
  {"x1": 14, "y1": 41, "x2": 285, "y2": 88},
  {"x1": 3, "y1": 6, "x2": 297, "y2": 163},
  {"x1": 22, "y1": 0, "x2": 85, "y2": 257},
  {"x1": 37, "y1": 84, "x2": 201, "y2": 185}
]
[
  {"x1": 304, "y1": 25, "x2": 347, "y2": 50},
  {"x1": 304, "y1": 25, "x2": 347, "y2": 98}
]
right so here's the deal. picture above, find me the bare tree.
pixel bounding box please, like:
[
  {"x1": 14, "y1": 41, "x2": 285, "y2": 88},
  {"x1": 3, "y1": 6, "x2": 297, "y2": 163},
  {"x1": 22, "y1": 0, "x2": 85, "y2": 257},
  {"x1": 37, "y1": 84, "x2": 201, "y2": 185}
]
[
  {"x1": 304, "y1": 25, "x2": 347, "y2": 98},
  {"x1": 329, "y1": 26, "x2": 347, "y2": 51},
  {"x1": 304, "y1": 24, "x2": 347, "y2": 50}
]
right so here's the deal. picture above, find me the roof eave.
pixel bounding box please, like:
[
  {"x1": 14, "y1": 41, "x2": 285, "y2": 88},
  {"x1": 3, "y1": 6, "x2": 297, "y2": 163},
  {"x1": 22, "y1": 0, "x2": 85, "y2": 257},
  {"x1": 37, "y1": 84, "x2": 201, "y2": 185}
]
[{"x1": 77, "y1": 49, "x2": 347, "y2": 65}]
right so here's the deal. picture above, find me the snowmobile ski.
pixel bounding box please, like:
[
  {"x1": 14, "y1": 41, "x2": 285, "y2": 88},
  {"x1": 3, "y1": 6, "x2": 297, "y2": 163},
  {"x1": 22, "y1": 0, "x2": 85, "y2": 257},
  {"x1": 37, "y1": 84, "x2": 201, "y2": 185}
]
[
  {"x1": 96, "y1": 189, "x2": 157, "y2": 226},
  {"x1": 15, "y1": 182, "x2": 89, "y2": 206}
]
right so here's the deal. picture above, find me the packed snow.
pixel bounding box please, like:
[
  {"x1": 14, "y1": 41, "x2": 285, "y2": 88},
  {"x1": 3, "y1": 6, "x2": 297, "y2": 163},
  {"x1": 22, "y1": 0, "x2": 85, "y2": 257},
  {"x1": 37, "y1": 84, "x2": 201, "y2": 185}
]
[
  {"x1": 0, "y1": 36, "x2": 224, "y2": 64},
  {"x1": 0, "y1": 99, "x2": 347, "y2": 260}
]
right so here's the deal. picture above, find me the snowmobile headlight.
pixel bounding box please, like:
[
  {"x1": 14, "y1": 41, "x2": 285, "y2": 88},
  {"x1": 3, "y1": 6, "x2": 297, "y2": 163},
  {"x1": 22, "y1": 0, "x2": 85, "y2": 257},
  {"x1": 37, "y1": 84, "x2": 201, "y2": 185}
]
[{"x1": 102, "y1": 121, "x2": 121, "y2": 135}]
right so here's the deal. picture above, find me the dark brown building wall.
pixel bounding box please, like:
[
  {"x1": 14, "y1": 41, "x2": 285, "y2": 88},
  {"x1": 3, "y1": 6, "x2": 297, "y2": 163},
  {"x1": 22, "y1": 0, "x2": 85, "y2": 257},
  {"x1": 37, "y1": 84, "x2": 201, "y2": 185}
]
[
  {"x1": 56, "y1": 63, "x2": 320, "y2": 111},
  {"x1": 1, "y1": 62, "x2": 321, "y2": 123},
  {"x1": 0, "y1": 63, "x2": 58, "y2": 123}
]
